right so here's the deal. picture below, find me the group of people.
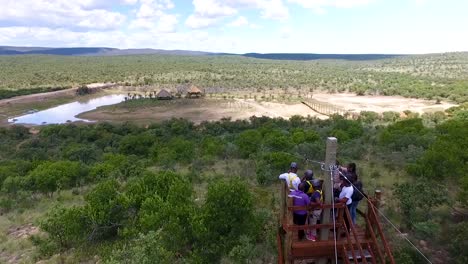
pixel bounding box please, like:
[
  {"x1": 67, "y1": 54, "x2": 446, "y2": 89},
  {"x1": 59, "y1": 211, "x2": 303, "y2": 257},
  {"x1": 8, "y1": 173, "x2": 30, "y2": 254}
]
[{"x1": 279, "y1": 161, "x2": 364, "y2": 241}]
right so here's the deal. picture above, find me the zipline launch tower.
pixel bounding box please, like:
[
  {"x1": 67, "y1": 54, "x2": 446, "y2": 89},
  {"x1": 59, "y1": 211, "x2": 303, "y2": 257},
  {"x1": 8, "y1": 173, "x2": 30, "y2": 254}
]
[{"x1": 277, "y1": 137, "x2": 395, "y2": 264}]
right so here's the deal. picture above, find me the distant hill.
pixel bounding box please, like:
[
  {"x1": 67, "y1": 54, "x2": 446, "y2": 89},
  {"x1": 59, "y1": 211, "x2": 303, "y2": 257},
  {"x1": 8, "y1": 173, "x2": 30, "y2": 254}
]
[
  {"x1": 0, "y1": 46, "x2": 215, "y2": 56},
  {"x1": 0, "y1": 46, "x2": 402, "y2": 60},
  {"x1": 243, "y1": 53, "x2": 402, "y2": 61}
]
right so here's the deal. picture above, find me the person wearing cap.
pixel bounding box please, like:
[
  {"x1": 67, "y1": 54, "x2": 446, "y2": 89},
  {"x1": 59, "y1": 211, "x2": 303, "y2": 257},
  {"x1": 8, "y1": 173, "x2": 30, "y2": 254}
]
[
  {"x1": 306, "y1": 179, "x2": 323, "y2": 241},
  {"x1": 279, "y1": 162, "x2": 300, "y2": 191},
  {"x1": 302, "y1": 169, "x2": 315, "y2": 196}
]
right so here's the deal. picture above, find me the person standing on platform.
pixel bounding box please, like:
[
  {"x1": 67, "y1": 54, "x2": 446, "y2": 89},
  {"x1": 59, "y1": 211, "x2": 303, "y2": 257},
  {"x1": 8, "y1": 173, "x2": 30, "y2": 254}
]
[
  {"x1": 307, "y1": 179, "x2": 323, "y2": 241},
  {"x1": 289, "y1": 182, "x2": 310, "y2": 240},
  {"x1": 279, "y1": 162, "x2": 301, "y2": 191},
  {"x1": 335, "y1": 174, "x2": 354, "y2": 231}
]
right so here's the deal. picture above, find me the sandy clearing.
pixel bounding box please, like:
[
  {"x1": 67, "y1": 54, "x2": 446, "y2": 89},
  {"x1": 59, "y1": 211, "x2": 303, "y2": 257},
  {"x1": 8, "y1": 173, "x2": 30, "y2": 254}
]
[
  {"x1": 78, "y1": 99, "x2": 326, "y2": 124},
  {"x1": 311, "y1": 93, "x2": 457, "y2": 114}
]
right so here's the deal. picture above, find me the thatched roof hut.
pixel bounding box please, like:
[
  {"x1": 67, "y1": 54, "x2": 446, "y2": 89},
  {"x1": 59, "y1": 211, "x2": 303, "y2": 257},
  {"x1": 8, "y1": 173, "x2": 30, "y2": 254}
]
[
  {"x1": 187, "y1": 85, "x2": 203, "y2": 98},
  {"x1": 156, "y1": 89, "x2": 173, "y2": 100}
]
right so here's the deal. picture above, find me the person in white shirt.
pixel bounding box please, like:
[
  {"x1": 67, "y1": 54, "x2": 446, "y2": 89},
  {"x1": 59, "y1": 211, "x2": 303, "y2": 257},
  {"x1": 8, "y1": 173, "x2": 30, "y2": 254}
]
[
  {"x1": 335, "y1": 173, "x2": 354, "y2": 231},
  {"x1": 279, "y1": 162, "x2": 300, "y2": 191}
]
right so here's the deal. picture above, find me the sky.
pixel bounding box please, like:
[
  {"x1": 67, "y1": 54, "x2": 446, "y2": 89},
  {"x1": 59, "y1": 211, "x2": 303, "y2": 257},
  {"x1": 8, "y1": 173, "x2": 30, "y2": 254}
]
[{"x1": 0, "y1": 0, "x2": 467, "y2": 54}]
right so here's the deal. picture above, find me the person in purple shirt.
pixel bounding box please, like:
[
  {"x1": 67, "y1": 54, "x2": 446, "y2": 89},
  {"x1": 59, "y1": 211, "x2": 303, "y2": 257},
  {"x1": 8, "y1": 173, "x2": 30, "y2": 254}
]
[{"x1": 289, "y1": 182, "x2": 310, "y2": 240}]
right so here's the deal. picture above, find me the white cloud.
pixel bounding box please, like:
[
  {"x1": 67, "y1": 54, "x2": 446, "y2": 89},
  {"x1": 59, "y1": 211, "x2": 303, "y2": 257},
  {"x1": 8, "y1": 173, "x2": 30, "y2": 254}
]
[
  {"x1": 259, "y1": 0, "x2": 289, "y2": 20},
  {"x1": 185, "y1": 15, "x2": 220, "y2": 29},
  {"x1": 288, "y1": 0, "x2": 372, "y2": 13},
  {"x1": 228, "y1": 16, "x2": 249, "y2": 27},
  {"x1": 0, "y1": 0, "x2": 126, "y2": 30},
  {"x1": 192, "y1": 0, "x2": 237, "y2": 18},
  {"x1": 129, "y1": 0, "x2": 178, "y2": 32},
  {"x1": 185, "y1": 0, "x2": 289, "y2": 29}
]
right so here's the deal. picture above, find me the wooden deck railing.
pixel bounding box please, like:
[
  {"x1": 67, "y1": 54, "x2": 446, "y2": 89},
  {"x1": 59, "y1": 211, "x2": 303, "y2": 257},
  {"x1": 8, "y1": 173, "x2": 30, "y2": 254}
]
[{"x1": 278, "y1": 183, "x2": 395, "y2": 264}]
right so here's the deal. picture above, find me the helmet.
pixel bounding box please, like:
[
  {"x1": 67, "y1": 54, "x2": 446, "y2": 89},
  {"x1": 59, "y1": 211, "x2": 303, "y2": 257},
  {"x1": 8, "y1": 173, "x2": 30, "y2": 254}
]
[
  {"x1": 304, "y1": 169, "x2": 314, "y2": 179},
  {"x1": 290, "y1": 162, "x2": 298, "y2": 169},
  {"x1": 312, "y1": 179, "x2": 321, "y2": 188}
]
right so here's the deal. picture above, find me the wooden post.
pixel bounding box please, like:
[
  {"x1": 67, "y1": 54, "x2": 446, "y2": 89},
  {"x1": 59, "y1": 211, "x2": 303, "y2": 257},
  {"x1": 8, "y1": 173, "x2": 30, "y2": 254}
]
[
  {"x1": 318, "y1": 137, "x2": 338, "y2": 264},
  {"x1": 375, "y1": 189, "x2": 382, "y2": 209}
]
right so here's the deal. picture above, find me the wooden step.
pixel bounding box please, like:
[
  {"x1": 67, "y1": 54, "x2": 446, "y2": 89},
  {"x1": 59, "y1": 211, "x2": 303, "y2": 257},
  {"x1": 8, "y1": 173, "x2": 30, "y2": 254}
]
[{"x1": 347, "y1": 249, "x2": 372, "y2": 260}]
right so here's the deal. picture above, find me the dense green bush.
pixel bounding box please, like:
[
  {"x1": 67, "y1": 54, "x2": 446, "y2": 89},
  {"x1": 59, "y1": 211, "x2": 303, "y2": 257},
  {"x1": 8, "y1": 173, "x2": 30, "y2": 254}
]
[
  {"x1": 194, "y1": 178, "x2": 255, "y2": 262},
  {"x1": 40, "y1": 206, "x2": 87, "y2": 249},
  {"x1": 379, "y1": 118, "x2": 432, "y2": 150},
  {"x1": 26, "y1": 161, "x2": 87, "y2": 195}
]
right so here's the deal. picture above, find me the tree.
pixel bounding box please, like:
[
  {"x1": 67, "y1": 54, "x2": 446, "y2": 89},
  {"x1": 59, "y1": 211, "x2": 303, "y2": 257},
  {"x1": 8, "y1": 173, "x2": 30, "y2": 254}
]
[
  {"x1": 236, "y1": 130, "x2": 262, "y2": 158},
  {"x1": 393, "y1": 182, "x2": 448, "y2": 229},
  {"x1": 119, "y1": 133, "x2": 156, "y2": 156},
  {"x1": 84, "y1": 179, "x2": 128, "y2": 241},
  {"x1": 26, "y1": 161, "x2": 86, "y2": 195},
  {"x1": 379, "y1": 118, "x2": 432, "y2": 150},
  {"x1": 255, "y1": 152, "x2": 296, "y2": 185},
  {"x1": 106, "y1": 231, "x2": 174, "y2": 264},
  {"x1": 40, "y1": 206, "x2": 87, "y2": 249},
  {"x1": 194, "y1": 178, "x2": 255, "y2": 262}
]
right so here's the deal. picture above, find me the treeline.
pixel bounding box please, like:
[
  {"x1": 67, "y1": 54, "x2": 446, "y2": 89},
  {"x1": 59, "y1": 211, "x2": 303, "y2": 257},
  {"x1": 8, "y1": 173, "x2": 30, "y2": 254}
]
[
  {"x1": 0, "y1": 53, "x2": 467, "y2": 102},
  {"x1": 0, "y1": 107, "x2": 467, "y2": 263},
  {"x1": 0, "y1": 86, "x2": 69, "y2": 100}
]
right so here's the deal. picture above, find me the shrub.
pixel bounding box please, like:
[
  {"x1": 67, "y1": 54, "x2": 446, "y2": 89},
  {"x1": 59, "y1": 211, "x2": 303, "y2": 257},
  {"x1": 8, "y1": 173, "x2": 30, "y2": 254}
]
[
  {"x1": 255, "y1": 152, "x2": 296, "y2": 185},
  {"x1": 84, "y1": 180, "x2": 128, "y2": 241},
  {"x1": 105, "y1": 231, "x2": 174, "y2": 264},
  {"x1": 194, "y1": 178, "x2": 254, "y2": 262},
  {"x1": 26, "y1": 161, "x2": 87, "y2": 195},
  {"x1": 236, "y1": 130, "x2": 262, "y2": 158},
  {"x1": 448, "y1": 222, "x2": 468, "y2": 264},
  {"x1": 40, "y1": 206, "x2": 87, "y2": 249}
]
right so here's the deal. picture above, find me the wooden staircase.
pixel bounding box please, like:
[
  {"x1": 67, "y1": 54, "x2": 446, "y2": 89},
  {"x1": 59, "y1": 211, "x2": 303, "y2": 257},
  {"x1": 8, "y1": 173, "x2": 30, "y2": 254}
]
[{"x1": 277, "y1": 185, "x2": 395, "y2": 264}]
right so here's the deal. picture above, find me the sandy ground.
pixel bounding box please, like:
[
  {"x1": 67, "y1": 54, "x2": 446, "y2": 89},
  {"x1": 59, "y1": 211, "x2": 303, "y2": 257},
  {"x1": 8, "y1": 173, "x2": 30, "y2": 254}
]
[
  {"x1": 311, "y1": 93, "x2": 458, "y2": 114},
  {"x1": 78, "y1": 99, "x2": 327, "y2": 124}
]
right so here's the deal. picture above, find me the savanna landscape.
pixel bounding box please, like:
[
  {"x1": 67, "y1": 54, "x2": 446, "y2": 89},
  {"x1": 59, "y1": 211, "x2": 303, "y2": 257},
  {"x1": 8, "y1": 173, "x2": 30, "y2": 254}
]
[
  {"x1": 0, "y1": 1, "x2": 467, "y2": 263},
  {"x1": 0, "y1": 51, "x2": 466, "y2": 264}
]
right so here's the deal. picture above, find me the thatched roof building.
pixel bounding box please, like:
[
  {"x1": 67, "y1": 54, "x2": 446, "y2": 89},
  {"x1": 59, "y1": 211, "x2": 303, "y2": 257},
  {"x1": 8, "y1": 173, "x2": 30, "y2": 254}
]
[
  {"x1": 156, "y1": 89, "x2": 173, "y2": 100},
  {"x1": 187, "y1": 85, "x2": 203, "y2": 97}
]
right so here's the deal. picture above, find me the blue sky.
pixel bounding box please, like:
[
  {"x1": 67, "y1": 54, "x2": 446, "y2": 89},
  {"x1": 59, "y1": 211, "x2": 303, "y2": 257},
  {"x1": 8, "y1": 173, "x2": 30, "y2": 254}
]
[{"x1": 0, "y1": 0, "x2": 467, "y2": 53}]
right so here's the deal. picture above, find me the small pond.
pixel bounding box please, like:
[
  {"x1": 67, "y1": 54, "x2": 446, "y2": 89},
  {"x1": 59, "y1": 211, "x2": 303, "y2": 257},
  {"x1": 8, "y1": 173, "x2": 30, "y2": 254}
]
[{"x1": 8, "y1": 94, "x2": 126, "y2": 125}]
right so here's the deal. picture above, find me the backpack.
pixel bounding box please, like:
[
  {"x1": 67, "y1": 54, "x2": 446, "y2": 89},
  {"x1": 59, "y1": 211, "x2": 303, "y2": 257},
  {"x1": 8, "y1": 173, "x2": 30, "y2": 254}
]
[{"x1": 351, "y1": 180, "x2": 364, "y2": 202}]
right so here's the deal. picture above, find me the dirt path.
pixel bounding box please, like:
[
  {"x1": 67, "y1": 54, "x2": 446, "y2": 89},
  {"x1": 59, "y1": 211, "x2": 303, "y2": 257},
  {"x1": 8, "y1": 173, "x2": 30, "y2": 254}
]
[
  {"x1": 236, "y1": 99, "x2": 286, "y2": 118},
  {"x1": 0, "y1": 88, "x2": 76, "y2": 107}
]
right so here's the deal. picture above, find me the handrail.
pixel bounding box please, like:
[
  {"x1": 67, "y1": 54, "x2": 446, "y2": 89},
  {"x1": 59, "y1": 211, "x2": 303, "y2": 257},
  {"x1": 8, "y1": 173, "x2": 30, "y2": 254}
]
[
  {"x1": 367, "y1": 199, "x2": 395, "y2": 264},
  {"x1": 344, "y1": 206, "x2": 369, "y2": 264},
  {"x1": 366, "y1": 242, "x2": 377, "y2": 264},
  {"x1": 287, "y1": 203, "x2": 346, "y2": 211},
  {"x1": 362, "y1": 212, "x2": 385, "y2": 263},
  {"x1": 342, "y1": 245, "x2": 351, "y2": 264},
  {"x1": 339, "y1": 210, "x2": 359, "y2": 264},
  {"x1": 283, "y1": 223, "x2": 344, "y2": 231}
]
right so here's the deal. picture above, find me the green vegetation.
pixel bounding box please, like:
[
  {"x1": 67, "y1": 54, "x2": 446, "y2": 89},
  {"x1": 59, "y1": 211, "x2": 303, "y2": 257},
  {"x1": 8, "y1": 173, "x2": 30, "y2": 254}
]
[
  {"x1": 1, "y1": 53, "x2": 467, "y2": 102},
  {"x1": 0, "y1": 107, "x2": 466, "y2": 263}
]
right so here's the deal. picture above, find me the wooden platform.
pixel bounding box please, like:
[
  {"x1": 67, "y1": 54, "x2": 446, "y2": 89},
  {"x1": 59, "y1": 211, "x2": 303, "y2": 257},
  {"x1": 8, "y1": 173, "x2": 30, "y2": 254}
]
[
  {"x1": 290, "y1": 226, "x2": 372, "y2": 259},
  {"x1": 278, "y1": 183, "x2": 395, "y2": 264}
]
